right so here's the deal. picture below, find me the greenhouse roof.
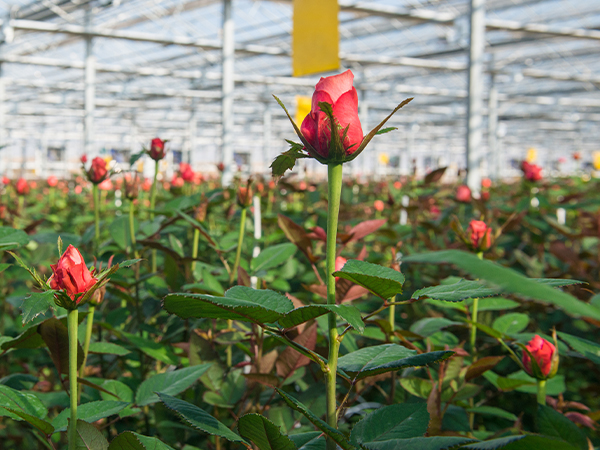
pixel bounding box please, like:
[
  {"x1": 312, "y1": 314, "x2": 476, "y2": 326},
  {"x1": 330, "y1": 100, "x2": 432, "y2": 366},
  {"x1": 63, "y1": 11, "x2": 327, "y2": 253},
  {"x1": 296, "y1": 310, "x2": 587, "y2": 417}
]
[{"x1": 0, "y1": 0, "x2": 598, "y2": 178}]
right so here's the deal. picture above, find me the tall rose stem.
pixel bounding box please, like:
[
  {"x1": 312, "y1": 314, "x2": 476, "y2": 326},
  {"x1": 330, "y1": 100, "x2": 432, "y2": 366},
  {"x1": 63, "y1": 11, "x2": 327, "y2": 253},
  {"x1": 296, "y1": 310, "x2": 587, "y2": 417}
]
[
  {"x1": 77, "y1": 305, "x2": 94, "y2": 402},
  {"x1": 325, "y1": 163, "x2": 343, "y2": 450},
  {"x1": 67, "y1": 308, "x2": 79, "y2": 450},
  {"x1": 191, "y1": 228, "x2": 200, "y2": 275},
  {"x1": 537, "y1": 380, "x2": 547, "y2": 405},
  {"x1": 150, "y1": 160, "x2": 159, "y2": 273},
  {"x1": 469, "y1": 252, "x2": 484, "y2": 354},
  {"x1": 93, "y1": 184, "x2": 100, "y2": 253},
  {"x1": 227, "y1": 206, "x2": 247, "y2": 366}
]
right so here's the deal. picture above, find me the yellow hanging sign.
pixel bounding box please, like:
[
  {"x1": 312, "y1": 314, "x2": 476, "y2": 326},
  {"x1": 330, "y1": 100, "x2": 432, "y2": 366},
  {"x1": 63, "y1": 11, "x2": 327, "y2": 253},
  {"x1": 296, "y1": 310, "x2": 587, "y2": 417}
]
[
  {"x1": 379, "y1": 153, "x2": 390, "y2": 165},
  {"x1": 526, "y1": 147, "x2": 537, "y2": 163},
  {"x1": 295, "y1": 96, "x2": 312, "y2": 127},
  {"x1": 292, "y1": 0, "x2": 340, "y2": 77}
]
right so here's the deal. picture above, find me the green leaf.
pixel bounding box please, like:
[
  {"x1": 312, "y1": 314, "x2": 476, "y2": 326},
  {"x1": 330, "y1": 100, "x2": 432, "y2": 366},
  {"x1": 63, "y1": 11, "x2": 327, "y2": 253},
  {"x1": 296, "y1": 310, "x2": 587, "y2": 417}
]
[
  {"x1": 270, "y1": 146, "x2": 309, "y2": 179},
  {"x1": 118, "y1": 259, "x2": 142, "y2": 269},
  {"x1": 1, "y1": 324, "x2": 44, "y2": 350},
  {"x1": 398, "y1": 378, "x2": 433, "y2": 399},
  {"x1": 466, "y1": 406, "x2": 517, "y2": 421},
  {"x1": 136, "y1": 364, "x2": 212, "y2": 406},
  {"x1": 278, "y1": 304, "x2": 364, "y2": 333},
  {"x1": 337, "y1": 344, "x2": 453, "y2": 380},
  {"x1": 0, "y1": 385, "x2": 47, "y2": 421},
  {"x1": 558, "y1": 331, "x2": 600, "y2": 365},
  {"x1": 0, "y1": 226, "x2": 29, "y2": 250},
  {"x1": 75, "y1": 419, "x2": 109, "y2": 450},
  {"x1": 122, "y1": 332, "x2": 179, "y2": 366},
  {"x1": 412, "y1": 279, "x2": 497, "y2": 302},
  {"x1": 375, "y1": 127, "x2": 397, "y2": 135},
  {"x1": 168, "y1": 234, "x2": 185, "y2": 258},
  {"x1": 88, "y1": 342, "x2": 131, "y2": 356},
  {"x1": 275, "y1": 389, "x2": 355, "y2": 450},
  {"x1": 108, "y1": 431, "x2": 174, "y2": 450},
  {"x1": 237, "y1": 413, "x2": 296, "y2": 450},
  {"x1": 460, "y1": 435, "x2": 579, "y2": 450},
  {"x1": 538, "y1": 405, "x2": 588, "y2": 450},
  {"x1": 3, "y1": 407, "x2": 53, "y2": 434},
  {"x1": 158, "y1": 393, "x2": 246, "y2": 444},
  {"x1": 403, "y1": 250, "x2": 600, "y2": 320},
  {"x1": 52, "y1": 401, "x2": 129, "y2": 432},
  {"x1": 0, "y1": 263, "x2": 12, "y2": 273},
  {"x1": 38, "y1": 317, "x2": 84, "y2": 374},
  {"x1": 410, "y1": 318, "x2": 462, "y2": 337},
  {"x1": 362, "y1": 436, "x2": 475, "y2": 450},
  {"x1": 475, "y1": 297, "x2": 520, "y2": 311},
  {"x1": 350, "y1": 403, "x2": 429, "y2": 446},
  {"x1": 251, "y1": 243, "x2": 297, "y2": 274},
  {"x1": 110, "y1": 216, "x2": 133, "y2": 251},
  {"x1": 492, "y1": 313, "x2": 529, "y2": 335},
  {"x1": 21, "y1": 291, "x2": 55, "y2": 324},
  {"x1": 163, "y1": 286, "x2": 294, "y2": 324},
  {"x1": 289, "y1": 432, "x2": 325, "y2": 450},
  {"x1": 333, "y1": 260, "x2": 405, "y2": 300}
]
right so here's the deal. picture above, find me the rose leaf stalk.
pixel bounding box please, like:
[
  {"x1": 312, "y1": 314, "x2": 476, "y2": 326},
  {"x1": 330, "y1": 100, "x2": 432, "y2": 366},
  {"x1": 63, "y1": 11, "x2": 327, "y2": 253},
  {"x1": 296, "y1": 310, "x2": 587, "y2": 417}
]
[
  {"x1": 150, "y1": 159, "x2": 159, "y2": 273},
  {"x1": 325, "y1": 162, "x2": 343, "y2": 449}
]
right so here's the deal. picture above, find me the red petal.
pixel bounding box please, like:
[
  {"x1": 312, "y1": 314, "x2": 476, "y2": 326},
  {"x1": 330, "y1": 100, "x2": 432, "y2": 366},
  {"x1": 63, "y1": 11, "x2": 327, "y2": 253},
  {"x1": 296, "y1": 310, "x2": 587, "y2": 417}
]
[
  {"x1": 332, "y1": 88, "x2": 363, "y2": 154},
  {"x1": 314, "y1": 70, "x2": 354, "y2": 104},
  {"x1": 311, "y1": 90, "x2": 334, "y2": 115}
]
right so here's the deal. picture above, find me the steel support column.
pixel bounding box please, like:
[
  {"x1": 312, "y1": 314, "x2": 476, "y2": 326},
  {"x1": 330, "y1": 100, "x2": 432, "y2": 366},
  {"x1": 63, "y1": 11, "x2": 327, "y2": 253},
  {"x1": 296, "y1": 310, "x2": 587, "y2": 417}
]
[
  {"x1": 488, "y1": 70, "x2": 499, "y2": 180},
  {"x1": 221, "y1": 0, "x2": 235, "y2": 186},
  {"x1": 466, "y1": 0, "x2": 486, "y2": 193},
  {"x1": 84, "y1": 7, "x2": 95, "y2": 158}
]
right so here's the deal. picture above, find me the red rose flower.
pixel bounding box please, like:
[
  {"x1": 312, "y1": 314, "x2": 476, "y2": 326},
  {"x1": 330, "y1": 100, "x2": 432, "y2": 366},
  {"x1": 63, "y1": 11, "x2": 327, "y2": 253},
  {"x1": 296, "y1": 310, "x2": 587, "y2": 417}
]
[
  {"x1": 374, "y1": 200, "x2": 384, "y2": 212},
  {"x1": 2, "y1": 176, "x2": 10, "y2": 185},
  {"x1": 522, "y1": 161, "x2": 543, "y2": 182},
  {"x1": 48, "y1": 245, "x2": 97, "y2": 303},
  {"x1": 456, "y1": 185, "x2": 471, "y2": 203},
  {"x1": 149, "y1": 138, "x2": 166, "y2": 161},
  {"x1": 89, "y1": 157, "x2": 108, "y2": 184},
  {"x1": 16, "y1": 178, "x2": 29, "y2": 195},
  {"x1": 522, "y1": 335, "x2": 557, "y2": 378},
  {"x1": 80, "y1": 154, "x2": 88, "y2": 164},
  {"x1": 300, "y1": 70, "x2": 364, "y2": 159},
  {"x1": 467, "y1": 220, "x2": 491, "y2": 251},
  {"x1": 179, "y1": 163, "x2": 195, "y2": 182},
  {"x1": 47, "y1": 176, "x2": 58, "y2": 187}
]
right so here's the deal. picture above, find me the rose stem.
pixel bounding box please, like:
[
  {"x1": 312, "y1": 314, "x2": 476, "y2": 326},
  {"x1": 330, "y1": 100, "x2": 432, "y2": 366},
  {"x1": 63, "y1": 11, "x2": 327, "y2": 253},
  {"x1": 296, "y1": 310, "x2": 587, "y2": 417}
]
[
  {"x1": 93, "y1": 184, "x2": 100, "y2": 253},
  {"x1": 78, "y1": 305, "x2": 94, "y2": 402},
  {"x1": 191, "y1": 227, "x2": 200, "y2": 274},
  {"x1": 326, "y1": 162, "x2": 343, "y2": 450},
  {"x1": 67, "y1": 308, "x2": 79, "y2": 450},
  {"x1": 150, "y1": 159, "x2": 159, "y2": 273},
  {"x1": 537, "y1": 380, "x2": 547, "y2": 405},
  {"x1": 227, "y1": 205, "x2": 248, "y2": 366}
]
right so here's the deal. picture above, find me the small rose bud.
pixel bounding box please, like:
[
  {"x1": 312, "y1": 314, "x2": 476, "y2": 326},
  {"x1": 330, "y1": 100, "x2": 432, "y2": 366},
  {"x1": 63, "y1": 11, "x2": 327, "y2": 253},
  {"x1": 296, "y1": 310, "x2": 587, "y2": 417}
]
[
  {"x1": 467, "y1": 220, "x2": 492, "y2": 251},
  {"x1": 81, "y1": 154, "x2": 88, "y2": 164},
  {"x1": 521, "y1": 161, "x2": 543, "y2": 182},
  {"x1": 237, "y1": 186, "x2": 253, "y2": 208},
  {"x1": 179, "y1": 163, "x2": 195, "y2": 182},
  {"x1": 374, "y1": 200, "x2": 384, "y2": 212},
  {"x1": 522, "y1": 334, "x2": 558, "y2": 379},
  {"x1": 47, "y1": 176, "x2": 58, "y2": 187},
  {"x1": 16, "y1": 178, "x2": 29, "y2": 195},
  {"x1": 149, "y1": 138, "x2": 166, "y2": 161},
  {"x1": 88, "y1": 157, "x2": 108, "y2": 184}
]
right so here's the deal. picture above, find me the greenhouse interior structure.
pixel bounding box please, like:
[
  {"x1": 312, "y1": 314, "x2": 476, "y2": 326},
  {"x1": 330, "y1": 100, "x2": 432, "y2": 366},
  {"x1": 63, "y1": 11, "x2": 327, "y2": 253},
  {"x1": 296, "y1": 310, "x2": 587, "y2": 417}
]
[{"x1": 0, "y1": 0, "x2": 598, "y2": 186}]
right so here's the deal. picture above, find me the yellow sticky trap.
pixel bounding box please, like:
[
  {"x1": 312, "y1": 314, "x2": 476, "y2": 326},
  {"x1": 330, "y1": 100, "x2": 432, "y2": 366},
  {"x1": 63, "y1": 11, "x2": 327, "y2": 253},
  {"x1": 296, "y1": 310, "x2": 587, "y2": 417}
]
[
  {"x1": 593, "y1": 152, "x2": 600, "y2": 170},
  {"x1": 137, "y1": 160, "x2": 144, "y2": 172},
  {"x1": 104, "y1": 156, "x2": 113, "y2": 164},
  {"x1": 295, "y1": 96, "x2": 312, "y2": 127},
  {"x1": 526, "y1": 147, "x2": 537, "y2": 163},
  {"x1": 379, "y1": 153, "x2": 389, "y2": 165},
  {"x1": 292, "y1": 0, "x2": 339, "y2": 77}
]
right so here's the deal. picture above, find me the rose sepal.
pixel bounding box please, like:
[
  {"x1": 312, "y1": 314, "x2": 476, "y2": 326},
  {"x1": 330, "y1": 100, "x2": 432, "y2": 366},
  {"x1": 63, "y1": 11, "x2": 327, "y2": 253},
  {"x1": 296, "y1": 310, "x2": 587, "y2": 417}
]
[
  {"x1": 50, "y1": 263, "x2": 120, "y2": 310},
  {"x1": 344, "y1": 97, "x2": 414, "y2": 163}
]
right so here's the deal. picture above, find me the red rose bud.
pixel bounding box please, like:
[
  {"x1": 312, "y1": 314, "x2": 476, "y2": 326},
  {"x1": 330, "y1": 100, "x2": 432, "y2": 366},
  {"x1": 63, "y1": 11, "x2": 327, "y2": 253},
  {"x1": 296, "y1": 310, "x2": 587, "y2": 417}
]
[
  {"x1": 141, "y1": 178, "x2": 152, "y2": 192},
  {"x1": 179, "y1": 163, "x2": 195, "y2": 182},
  {"x1": 522, "y1": 334, "x2": 558, "y2": 379},
  {"x1": 456, "y1": 184, "x2": 471, "y2": 203},
  {"x1": 481, "y1": 178, "x2": 492, "y2": 188},
  {"x1": 522, "y1": 161, "x2": 543, "y2": 182},
  {"x1": 217, "y1": 162, "x2": 225, "y2": 172},
  {"x1": 98, "y1": 179, "x2": 113, "y2": 191},
  {"x1": 48, "y1": 245, "x2": 97, "y2": 305},
  {"x1": 573, "y1": 152, "x2": 581, "y2": 161},
  {"x1": 300, "y1": 70, "x2": 364, "y2": 160},
  {"x1": 16, "y1": 178, "x2": 29, "y2": 195},
  {"x1": 467, "y1": 220, "x2": 492, "y2": 251},
  {"x1": 149, "y1": 138, "x2": 166, "y2": 161},
  {"x1": 2, "y1": 176, "x2": 9, "y2": 185},
  {"x1": 47, "y1": 176, "x2": 58, "y2": 187},
  {"x1": 374, "y1": 200, "x2": 384, "y2": 212},
  {"x1": 89, "y1": 157, "x2": 108, "y2": 184},
  {"x1": 80, "y1": 154, "x2": 88, "y2": 164},
  {"x1": 393, "y1": 181, "x2": 402, "y2": 190},
  {"x1": 237, "y1": 186, "x2": 253, "y2": 208}
]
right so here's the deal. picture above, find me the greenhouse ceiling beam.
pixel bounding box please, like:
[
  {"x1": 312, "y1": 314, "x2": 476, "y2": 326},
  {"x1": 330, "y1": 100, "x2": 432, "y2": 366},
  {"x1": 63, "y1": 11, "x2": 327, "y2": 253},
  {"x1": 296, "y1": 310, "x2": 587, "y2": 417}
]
[{"x1": 4, "y1": 20, "x2": 465, "y2": 71}]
